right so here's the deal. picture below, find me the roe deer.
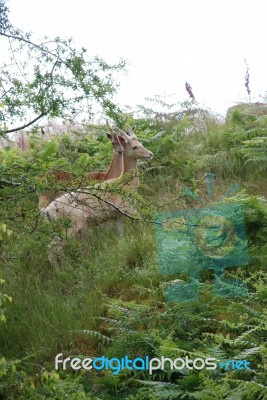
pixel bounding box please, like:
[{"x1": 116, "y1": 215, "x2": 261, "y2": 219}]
[
  {"x1": 38, "y1": 128, "x2": 124, "y2": 210},
  {"x1": 41, "y1": 127, "x2": 153, "y2": 267}
]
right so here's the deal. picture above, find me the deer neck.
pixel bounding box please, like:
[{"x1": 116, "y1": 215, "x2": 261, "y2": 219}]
[
  {"x1": 105, "y1": 152, "x2": 123, "y2": 180},
  {"x1": 123, "y1": 156, "x2": 137, "y2": 173},
  {"x1": 122, "y1": 157, "x2": 140, "y2": 191}
]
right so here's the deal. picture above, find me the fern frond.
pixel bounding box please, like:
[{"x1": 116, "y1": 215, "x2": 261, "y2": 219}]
[
  {"x1": 73, "y1": 330, "x2": 112, "y2": 344},
  {"x1": 136, "y1": 380, "x2": 186, "y2": 400}
]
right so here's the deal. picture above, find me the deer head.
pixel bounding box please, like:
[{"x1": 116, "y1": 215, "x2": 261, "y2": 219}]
[
  {"x1": 117, "y1": 127, "x2": 153, "y2": 162},
  {"x1": 106, "y1": 121, "x2": 123, "y2": 155},
  {"x1": 106, "y1": 130, "x2": 123, "y2": 155}
]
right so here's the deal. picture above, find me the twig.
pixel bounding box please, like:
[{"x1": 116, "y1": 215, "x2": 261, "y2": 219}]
[
  {"x1": 0, "y1": 180, "x2": 21, "y2": 187},
  {"x1": 4, "y1": 112, "x2": 46, "y2": 134},
  {"x1": 0, "y1": 32, "x2": 64, "y2": 61}
]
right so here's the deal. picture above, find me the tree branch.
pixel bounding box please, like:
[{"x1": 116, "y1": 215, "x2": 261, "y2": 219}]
[
  {"x1": 8, "y1": 36, "x2": 29, "y2": 84},
  {"x1": 0, "y1": 180, "x2": 21, "y2": 188},
  {"x1": 3, "y1": 112, "x2": 46, "y2": 134},
  {"x1": 0, "y1": 31, "x2": 63, "y2": 61}
]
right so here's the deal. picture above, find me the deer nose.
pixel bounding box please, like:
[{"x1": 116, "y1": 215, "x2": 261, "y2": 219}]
[
  {"x1": 118, "y1": 149, "x2": 123, "y2": 154},
  {"x1": 149, "y1": 151, "x2": 153, "y2": 158}
]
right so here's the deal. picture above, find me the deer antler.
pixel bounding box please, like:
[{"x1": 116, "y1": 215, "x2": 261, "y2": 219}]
[
  {"x1": 106, "y1": 120, "x2": 113, "y2": 131},
  {"x1": 114, "y1": 127, "x2": 130, "y2": 140},
  {"x1": 126, "y1": 126, "x2": 136, "y2": 138},
  {"x1": 115, "y1": 126, "x2": 136, "y2": 140}
]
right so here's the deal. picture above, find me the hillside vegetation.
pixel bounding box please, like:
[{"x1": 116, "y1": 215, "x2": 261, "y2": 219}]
[{"x1": 0, "y1": 103, "x2": 266, "y2": 399}]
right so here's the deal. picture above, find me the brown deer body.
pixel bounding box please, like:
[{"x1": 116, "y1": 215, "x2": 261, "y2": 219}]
[{"x1": 41, "y1": 128, "x2": 153, "y2": 267}]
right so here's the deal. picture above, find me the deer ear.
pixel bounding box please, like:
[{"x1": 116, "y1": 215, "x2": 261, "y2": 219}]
[
  {"x1": 118, "y1": 135, "x2": 127, "y2": 146},
  {"x1": 106, "y1": 132, "x2": 112, "y2": 140}
]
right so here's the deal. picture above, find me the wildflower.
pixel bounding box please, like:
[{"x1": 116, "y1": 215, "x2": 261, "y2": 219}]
[
  {"x1": 185, "y1": 82, "x2": 195, "y2": 101},
  {"x1": 244, "y1": 59, "x2": 251, "y2": 97},
  {"x1": 18, "y1": 132, "x2": 27, "y2": 152}
]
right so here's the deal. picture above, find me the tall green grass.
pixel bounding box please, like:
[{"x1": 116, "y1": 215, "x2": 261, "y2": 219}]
[{"x1": 0, "y1": 105, "x2": 266, "y2": 399}]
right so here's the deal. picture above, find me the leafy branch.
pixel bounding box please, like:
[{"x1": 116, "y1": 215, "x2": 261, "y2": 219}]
[{"x1": 0, "y1": 4, "x2": 125, "y2": 134}]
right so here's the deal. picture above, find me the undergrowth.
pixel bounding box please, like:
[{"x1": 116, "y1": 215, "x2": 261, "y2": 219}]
[{"x1": 0, "y1": 102, "x2": 266, "y2": 399}]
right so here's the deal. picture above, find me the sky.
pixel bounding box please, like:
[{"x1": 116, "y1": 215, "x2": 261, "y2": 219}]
[{"x1": 3, "y1": 0, "x2": 267, "y2": 115}]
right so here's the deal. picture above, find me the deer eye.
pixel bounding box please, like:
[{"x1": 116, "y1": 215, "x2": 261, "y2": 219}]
[{"x1": 132, "y1": 146, "x2": 138, "y2": 150}]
